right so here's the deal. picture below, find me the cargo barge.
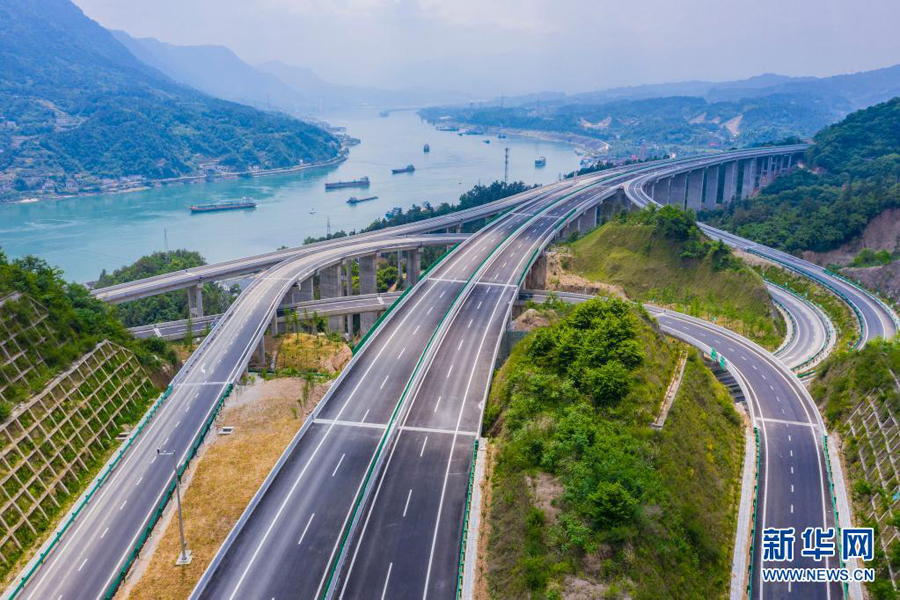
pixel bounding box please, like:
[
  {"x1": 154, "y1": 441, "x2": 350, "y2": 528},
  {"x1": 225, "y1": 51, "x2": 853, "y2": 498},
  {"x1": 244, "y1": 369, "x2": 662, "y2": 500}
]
[
  {"x1": 190, "y1": 198, "x2": 256, "y2": 213},
  {"x1": 391, "y1": 164, "x2": 415, "y2": 174},
  {"x1": 347, "y1": 195, "x2": 379, "y2": 205},
  {"x1": 325, "y1": 176, "x2": 370, "y2": 190}
]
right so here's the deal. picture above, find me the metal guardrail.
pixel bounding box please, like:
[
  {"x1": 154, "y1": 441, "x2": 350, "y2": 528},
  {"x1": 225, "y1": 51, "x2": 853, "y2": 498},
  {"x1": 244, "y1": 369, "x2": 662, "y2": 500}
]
[
  {"x1": 826, "y1": 270, "x2": 900, "y2": 333},
  {"x1": 456, "y1": 439, "x2": 479, "y2": 599},
  {"x1": 104, "y1": 382, "x2": 234, "y2": 598},
  {"x1": 822, "y1": 435, "x2": 850, "y2": 597},
  {"x1": 747, "y1": 426, "x2": 760, "y2": 599},
  {"x1": 9, "y1": 384, "x2": 174, "y2": 599}
]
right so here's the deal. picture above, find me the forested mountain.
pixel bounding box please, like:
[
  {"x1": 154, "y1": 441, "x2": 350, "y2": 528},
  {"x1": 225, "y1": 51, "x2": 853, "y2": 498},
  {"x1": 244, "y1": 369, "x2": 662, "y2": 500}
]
[
  {"x1": 0, "y1": 0, "x2": 340, "y2": 201},
  {"x1": 425, "y1": 64, "x2": 900, "y2": 157},
  {"x1": 703, "y1": 97, "x2": 900, "y2": 254}
]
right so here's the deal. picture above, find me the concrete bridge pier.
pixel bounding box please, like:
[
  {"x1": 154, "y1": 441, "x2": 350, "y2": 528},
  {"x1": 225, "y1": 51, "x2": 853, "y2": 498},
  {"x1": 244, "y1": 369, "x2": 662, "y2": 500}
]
[
  {"x1": 299, "y1": 277, "x2": 314, "y2": 302},
  {"x1": 653, "y1": 178, "x2": 671, "y2": 205},
  {"x1": 257, "y1": 336, "x2": 265, "y2": 368},
  {"x1": 702, "y1": 165, "x2": 719, "y2": 209},
  {"x1": 686, "y1": 169, "x2": 704, "y2": 211},
  {"x1": 740, "y1": 159, "x2": 757, "y2": 199},
  {"x1": 359, "y1": 254, "x2": 378, "y2": 334},
  {"x1": 319, "y1": 264, "x2": 343, "y2": 333},
  {"x1": 721, "y1": 161, "x2": 738, "y2": 204},
  {"x1": 188, "y1": 284, "x2": 203, "y2": 319},
  {"x1": 670, "y1": 173, "x2": 687, "y2": 208},
  {"x1": 406, "y1": 249, "x2": 421, "y2": 286},
  {"x1": 525, "y1": 253, "x2": 547, "y2": 290},
  {"x1": 577, "y1": 205, "x2": 598, "y2": 234}
]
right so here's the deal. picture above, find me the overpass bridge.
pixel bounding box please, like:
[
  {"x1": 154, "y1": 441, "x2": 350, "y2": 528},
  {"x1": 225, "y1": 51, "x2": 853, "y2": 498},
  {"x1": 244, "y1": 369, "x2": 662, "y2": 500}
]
[{"x1": 8, "y1": 144, "x2": 884, "y2": 600}]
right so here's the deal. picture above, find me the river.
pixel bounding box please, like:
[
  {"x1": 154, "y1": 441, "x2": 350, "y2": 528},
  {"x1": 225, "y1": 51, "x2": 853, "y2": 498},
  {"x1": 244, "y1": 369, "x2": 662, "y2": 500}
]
[{"x1": 0, "y1": 110, "x2": 580, "y2": 282}]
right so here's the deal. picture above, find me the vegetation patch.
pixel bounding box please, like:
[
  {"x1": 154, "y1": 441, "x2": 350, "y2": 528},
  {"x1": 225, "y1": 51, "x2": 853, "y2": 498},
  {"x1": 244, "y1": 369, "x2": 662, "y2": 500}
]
[
  {"x1": 483, "y1": 298, "x2": 744, "y2": 598},
  {"x1": 96, "y1": 250, "x2": 239, "y2": 327},
  {"x1": 561, "y1": 205, "x2": 783, "y2": 350}
]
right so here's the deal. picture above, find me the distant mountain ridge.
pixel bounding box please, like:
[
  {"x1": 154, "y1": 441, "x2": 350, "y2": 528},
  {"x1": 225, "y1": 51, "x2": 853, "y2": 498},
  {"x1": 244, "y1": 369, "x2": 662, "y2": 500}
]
[
  {"x1": 0, "y1": 0, "x2": 340, "y2": 201},
  {"x1": 112, "y1": 32, "x2": 472, "y2": 114}
]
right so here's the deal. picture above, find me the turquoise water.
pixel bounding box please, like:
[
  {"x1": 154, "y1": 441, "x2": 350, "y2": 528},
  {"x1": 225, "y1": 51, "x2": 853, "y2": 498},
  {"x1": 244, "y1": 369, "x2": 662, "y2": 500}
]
[{"x1": 0, "y1": 110, "x2": 579, "y2": 282}]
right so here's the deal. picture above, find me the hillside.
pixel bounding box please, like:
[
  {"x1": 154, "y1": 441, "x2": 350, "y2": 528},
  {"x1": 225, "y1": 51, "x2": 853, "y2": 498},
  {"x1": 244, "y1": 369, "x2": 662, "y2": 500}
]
[
  {"x1": 0, "y1": 0, "x2": 340, "y2": 201},
  {"x1": 704, "y1": 97, "x2": 900, "y2": 255},
  {"x1": 811, "y1": 340, "x2": 900, "y2": 596},
  {"x1": 559, "y1": 206, "x2": 783, "y2": 349},
  {"x1": 482, "y1": 298, "x2": 744, "y2": 598}
]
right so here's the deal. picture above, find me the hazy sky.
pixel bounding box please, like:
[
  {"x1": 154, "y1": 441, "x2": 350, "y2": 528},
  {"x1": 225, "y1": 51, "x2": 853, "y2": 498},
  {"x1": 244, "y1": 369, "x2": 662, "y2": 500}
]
[{"x1": 74, "y1": 0, "x2": 900, "y2": 96}]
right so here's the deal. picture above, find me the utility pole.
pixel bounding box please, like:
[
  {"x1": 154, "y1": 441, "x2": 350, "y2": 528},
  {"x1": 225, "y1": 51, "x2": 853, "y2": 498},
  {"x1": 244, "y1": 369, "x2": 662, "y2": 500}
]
[
  {"x1": 164, "y1": 228, "x2": 169, "y2": 254},
  {"x1": 158, "y1": 448, "x2": 192, "y2": 565},
  {"x1": 326, "y1": 216, "x2": 331, "y2": 238},
  {"x1": 504, "y1": 147, "x2": 509, "y2": 184}
]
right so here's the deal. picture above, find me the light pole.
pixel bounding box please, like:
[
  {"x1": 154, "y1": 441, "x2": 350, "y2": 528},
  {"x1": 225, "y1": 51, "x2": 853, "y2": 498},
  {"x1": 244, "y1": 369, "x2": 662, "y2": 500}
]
[{"x1": 158, "y1": 448, "x2": 192, "y2": 565}]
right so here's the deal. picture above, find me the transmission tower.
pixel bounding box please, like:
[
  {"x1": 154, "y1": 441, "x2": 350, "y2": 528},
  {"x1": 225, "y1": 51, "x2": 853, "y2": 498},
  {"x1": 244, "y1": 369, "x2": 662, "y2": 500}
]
[{"x1": 504, "y1": 147, "x2": 509, "y2": 183}]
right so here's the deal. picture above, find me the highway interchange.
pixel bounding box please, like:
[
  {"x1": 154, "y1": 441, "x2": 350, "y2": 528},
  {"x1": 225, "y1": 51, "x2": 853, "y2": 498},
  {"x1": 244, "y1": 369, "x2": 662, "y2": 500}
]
[{"x1": 7, "y1": 145, "x2": 896, "y2": 600}]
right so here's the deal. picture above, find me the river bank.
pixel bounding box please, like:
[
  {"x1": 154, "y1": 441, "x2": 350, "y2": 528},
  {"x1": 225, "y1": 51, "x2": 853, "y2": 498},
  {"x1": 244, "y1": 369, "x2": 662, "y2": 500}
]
[{"x1": 1, "y1": 150, "x2": 351, "y2": 206}]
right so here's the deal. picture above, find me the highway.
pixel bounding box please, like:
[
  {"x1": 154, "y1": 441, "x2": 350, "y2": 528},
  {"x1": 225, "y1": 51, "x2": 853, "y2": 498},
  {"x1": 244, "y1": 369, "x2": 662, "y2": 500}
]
[
  {"x1": 191, "y1": 175, "x2": 617, "y2": 599},
  {"x1": 9, "y1": 234, "x2": 488, "y2": 600},
  {"x1": 767, "y1": 283, "x2": 833, "y2": 372},
  {"x1": 8, "y1": 144, "x2": 837, "y2": 600}
]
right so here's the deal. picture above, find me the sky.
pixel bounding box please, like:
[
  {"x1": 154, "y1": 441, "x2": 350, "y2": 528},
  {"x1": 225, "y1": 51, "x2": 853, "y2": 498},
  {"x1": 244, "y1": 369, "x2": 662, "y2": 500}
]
[{"x1": 73, "y1": 0, "x2": 900, "y2": 97}]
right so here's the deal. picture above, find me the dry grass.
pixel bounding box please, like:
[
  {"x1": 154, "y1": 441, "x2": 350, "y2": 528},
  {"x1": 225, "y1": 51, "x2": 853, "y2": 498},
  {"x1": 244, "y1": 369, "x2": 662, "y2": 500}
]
[
  {"x1": 276, "y1": 332, "x2": 350, "y2": 373},
  {"x1": 122, "y1": 377, "x2": 330, "y2": 599},
  {"x1": 474, "y1": 441, "x2": 495, "y2": 600}
]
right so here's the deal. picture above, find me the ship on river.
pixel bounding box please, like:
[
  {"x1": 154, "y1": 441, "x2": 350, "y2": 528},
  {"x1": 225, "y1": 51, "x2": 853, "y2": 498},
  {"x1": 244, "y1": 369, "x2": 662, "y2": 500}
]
[
  {"x1": 391, "y1": 164, "x2": 415, "y2": 174},
  {"x1": 190, "y1": 198, "x2": 256, "y2": 213},
  {"x1": 325, "y1": 176, "x2": 370, "y2": 190}
]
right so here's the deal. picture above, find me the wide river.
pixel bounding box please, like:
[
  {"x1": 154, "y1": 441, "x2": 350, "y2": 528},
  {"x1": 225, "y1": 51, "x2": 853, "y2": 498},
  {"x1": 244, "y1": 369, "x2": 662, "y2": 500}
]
[{"x1": 0, "y1": 110, "x2": 579, "y2": 282}]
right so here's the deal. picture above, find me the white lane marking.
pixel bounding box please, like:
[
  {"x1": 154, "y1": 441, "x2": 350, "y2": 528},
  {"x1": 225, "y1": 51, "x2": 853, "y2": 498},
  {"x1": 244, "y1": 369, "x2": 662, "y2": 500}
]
[
  {"x1": 427, "y1": 306, "x2": 434, "y2": 315},
  {"x1": 362, "y1": 409, "x2": 370, "y2": 422},
  {"x1": 791, "y1": 484, "x2": 795, "y2": 493},
  {"x1": 791, "y1": 466, "x2": 794, "y2": 474},
  {"x1": 446, "y1": 365, "x2": 454, "y2": 378},
  {"x1": 100, "y1": 527, "x2": 109, "y2": 539},
  {"x1": 788, "y1": 435, "x2": 792, "y2": 442},
  {"x1": 119, "y1": 500, "x2": 127, "y2": 511},
  {"x1": 150, "y1": 455, "x2": 157, "y2": 464},
  {"x1": 420, "y1": 437, "x2": 428, "y2": 457},
  {"x1": 380, "y1": 375, "x2": 390, "y2": 390},
  {"x1": 762, "y1": 374, "x2": 766, "y2": 380},
  {"x1": 791, "y1": 504, "x2": 794, "y2": 514},
  {"x1": 789, "y1": 450, "x2": 793, "y2": 457},
  {"x1": 477, "y1": 301, "x2": 482, "y2": 310},
  {"x1": 174, "y1": 420, "x2": 180, "y2": 429},
  {"x1": 397, "y1": 347, "x2": 406, "y2": 360},
  {"x1": 135, "y1": 476, "x2": 143, "y2": 487},
  {"x1": 413, "y1": 325, "x2": 421, "y2": 335},
  {"x1": 201, "y1": 363, "x2": 207, "y2": 374},
  {"x1": 381, "y1": 563, "x2": 393, "y2": 600},
  {"x1": 297, "y1": 513, "x2": 315, "y2": 546},
  {"x1": 403, "y1": 489, "x2": 413, "y2": 517},
  {"x1": 752, "y1": 365, "x2": 758, "y2": 370},
  {"x1": 467, "y1": 319, "x2": 473, "y2": 328},
  {"x1": 439, "y1": 290, "x2": 445, "y2": 298},
  {"x1": 769, "y1": 385, "x2": 774, "y2": 391},
  {"x1": 78, "y1": 558, "x2": 88, "y2": 572},
  {"x1": 457, "y1": 339, "x2": 464, "y2": 351},
  {"x1": 434, "y1": 396, "x2": 442, "y2": 413},
  {"x1": 332, "y1": 454, "x2": 346, "y2": 477}
]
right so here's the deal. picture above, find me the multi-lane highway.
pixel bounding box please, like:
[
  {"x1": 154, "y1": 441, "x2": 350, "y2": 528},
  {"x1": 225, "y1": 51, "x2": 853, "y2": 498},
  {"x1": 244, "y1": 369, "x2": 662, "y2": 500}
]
[
  {"x1": 191, "y1": 175, "x2": 616, "y2": 598},
  {"x1": 9, "y1": 144, "x2": 864, "y2": 600},
  {"x1": 9, "y1": 233, "x2": 497, "y2": 600}
]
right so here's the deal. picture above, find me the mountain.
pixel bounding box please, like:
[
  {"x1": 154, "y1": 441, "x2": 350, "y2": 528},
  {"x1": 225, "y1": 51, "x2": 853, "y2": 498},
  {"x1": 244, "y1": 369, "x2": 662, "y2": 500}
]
[
  {"x1": 0, "y1": 0, "x2": 340, "y2": 201},
  {"x1": 704, "y1": 97, "x2": 900, "y2": 256},
  {"x1": 110, "y1": 31, "x2": 310, "y2": 114}
]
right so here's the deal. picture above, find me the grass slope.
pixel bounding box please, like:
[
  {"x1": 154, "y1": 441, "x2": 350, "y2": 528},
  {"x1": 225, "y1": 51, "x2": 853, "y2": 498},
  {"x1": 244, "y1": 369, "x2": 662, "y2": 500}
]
[
  {"x1": 564, "y1": 210, "x2": 782, "y2": 349},
  {"x1": 483, "y1": 298, "x2": 744, "y2": 598}
]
